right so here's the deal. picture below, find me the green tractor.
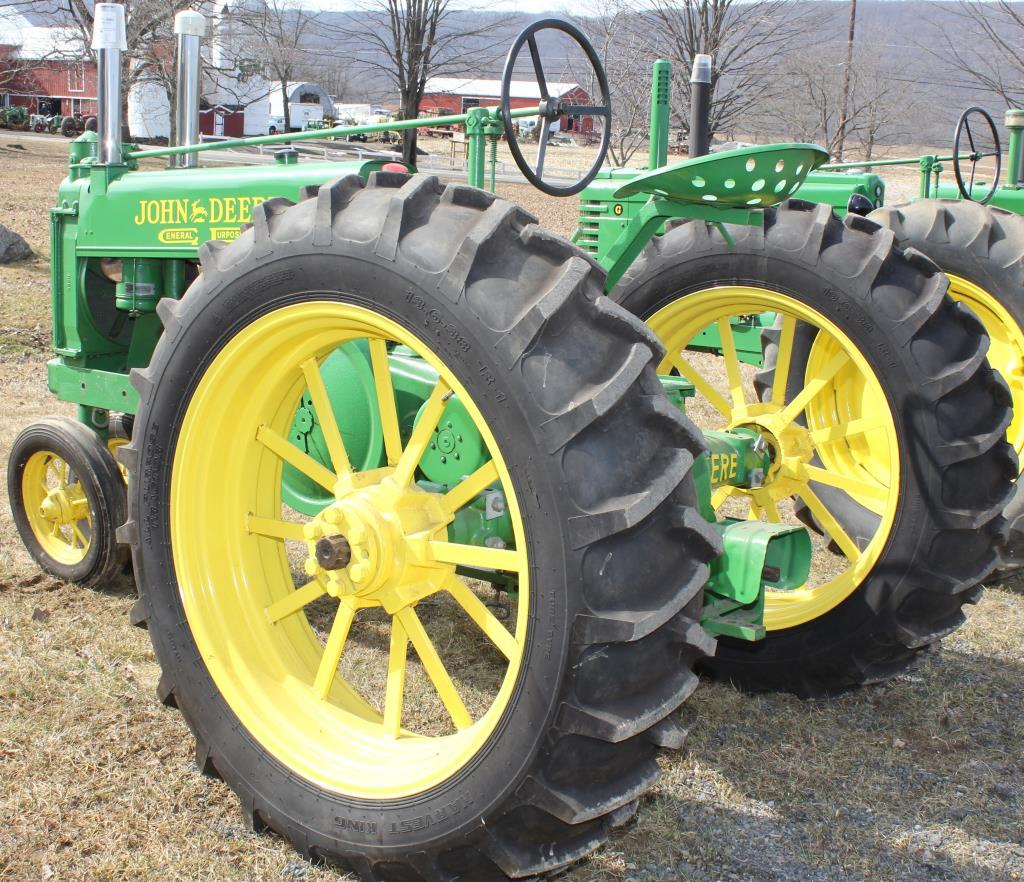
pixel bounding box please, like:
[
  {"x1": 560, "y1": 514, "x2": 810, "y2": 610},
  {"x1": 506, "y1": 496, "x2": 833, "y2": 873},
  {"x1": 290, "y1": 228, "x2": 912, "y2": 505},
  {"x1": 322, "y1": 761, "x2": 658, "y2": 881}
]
[{"x1": 4, "y1": 8, "x2": 1015, "y2": 880}]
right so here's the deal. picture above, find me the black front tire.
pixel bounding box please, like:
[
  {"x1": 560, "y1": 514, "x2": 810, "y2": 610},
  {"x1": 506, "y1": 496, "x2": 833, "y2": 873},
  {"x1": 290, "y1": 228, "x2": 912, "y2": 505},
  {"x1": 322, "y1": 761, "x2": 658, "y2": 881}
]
[{"x1": 7, "y1": 417, "x2": 127, "y2": 586}]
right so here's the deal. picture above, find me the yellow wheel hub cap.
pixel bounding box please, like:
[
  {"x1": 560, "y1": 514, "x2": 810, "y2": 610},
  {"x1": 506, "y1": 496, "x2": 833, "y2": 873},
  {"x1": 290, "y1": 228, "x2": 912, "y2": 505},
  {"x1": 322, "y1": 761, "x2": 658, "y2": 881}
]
[
  {"x1": 646, "y1": 286, "x2": 900, "y2": 630},
  {"x1": 946, "y1": 273, "x2": 1024, "y2": 463},
  {"x1": 22, "y1": 450, "x2": 92, "y2": 564},
  {"x1": 171, "y1": 301, "x2": 529, "y2": 799}
]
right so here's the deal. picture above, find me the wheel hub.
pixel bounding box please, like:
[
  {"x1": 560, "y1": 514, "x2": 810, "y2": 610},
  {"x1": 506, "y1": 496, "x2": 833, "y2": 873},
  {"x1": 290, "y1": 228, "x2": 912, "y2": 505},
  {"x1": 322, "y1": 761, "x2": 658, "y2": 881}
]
[
  {"x1": 730, "y1": 406, "x2": 814, "y2": 500},
  {"x1": 39, "y1": 485, "x2": 87, "y2": 526},
  {"x1": 303, "y1": 477, "x2": 453, "y2": 613}
]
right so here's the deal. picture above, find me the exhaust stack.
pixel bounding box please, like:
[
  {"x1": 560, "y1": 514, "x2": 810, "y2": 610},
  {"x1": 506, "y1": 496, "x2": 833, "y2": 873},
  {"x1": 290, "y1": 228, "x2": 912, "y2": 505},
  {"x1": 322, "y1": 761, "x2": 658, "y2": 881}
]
[
  {"x1": 688, "y1": 54, "x2": 712, "y2": 158},
  {"x1": 92, "y1": 3, "x2": 127, "y2": 164},
  {"x1": 173, "y1": 11, "x2": 206, "y2": 168}
]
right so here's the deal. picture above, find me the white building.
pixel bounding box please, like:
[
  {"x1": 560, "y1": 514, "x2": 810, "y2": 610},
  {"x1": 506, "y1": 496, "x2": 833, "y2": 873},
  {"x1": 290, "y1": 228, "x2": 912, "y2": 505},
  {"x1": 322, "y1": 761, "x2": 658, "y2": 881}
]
[{"x1": 267, "y1": 81, "x2": 334, "y2": 132}]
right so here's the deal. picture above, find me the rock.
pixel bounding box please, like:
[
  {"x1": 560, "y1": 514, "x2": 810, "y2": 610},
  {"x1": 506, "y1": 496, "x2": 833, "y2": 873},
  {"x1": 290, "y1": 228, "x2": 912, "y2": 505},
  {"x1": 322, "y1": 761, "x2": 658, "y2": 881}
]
[{"x1": 0, "y1": 223, "x2": 31, "y2": 263}]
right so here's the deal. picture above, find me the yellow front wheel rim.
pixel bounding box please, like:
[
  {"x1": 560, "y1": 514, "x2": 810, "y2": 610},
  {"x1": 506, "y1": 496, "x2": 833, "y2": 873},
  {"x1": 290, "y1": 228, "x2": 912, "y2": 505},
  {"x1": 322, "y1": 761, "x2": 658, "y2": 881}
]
[
  {"x1": 22, "y1": 450, "x2": 92, "y2": 564},
  {"x1": 946, "y1": 273, "x2": 1024, "y2": 462},
  {"x1": 646, "y1": 286, "x2": 900, "y2": 630},
  {"x1": 171, "y1": 301, "x2": 530, "y2": 799},
  {"x1": 107, "y1": 436, "x2": 129, "y2": 482}
]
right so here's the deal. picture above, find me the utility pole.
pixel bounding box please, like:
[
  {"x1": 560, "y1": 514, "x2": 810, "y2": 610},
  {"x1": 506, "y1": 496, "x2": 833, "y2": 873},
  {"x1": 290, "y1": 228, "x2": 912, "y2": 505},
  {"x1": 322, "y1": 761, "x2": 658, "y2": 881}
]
[{"x1": 835, "y1": 0, "x2": 856, "y2": 161}]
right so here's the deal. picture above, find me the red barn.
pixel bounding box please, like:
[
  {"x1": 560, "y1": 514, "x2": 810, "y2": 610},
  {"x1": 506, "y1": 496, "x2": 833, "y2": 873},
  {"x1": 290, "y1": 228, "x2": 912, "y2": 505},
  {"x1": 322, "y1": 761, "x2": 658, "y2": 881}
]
[
  {"x1": 422, "y1": 77, "x2": 595, "y2": 134},
  {"x1": 0, "y1": 13, "x2": 97, "y2": 118}
]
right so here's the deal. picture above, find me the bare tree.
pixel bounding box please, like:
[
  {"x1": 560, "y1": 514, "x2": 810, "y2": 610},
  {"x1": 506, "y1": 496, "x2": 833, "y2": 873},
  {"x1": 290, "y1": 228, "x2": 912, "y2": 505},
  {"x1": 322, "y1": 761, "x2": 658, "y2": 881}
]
[
  {"x1": 639, "y1": 0, "x2": 812, "y2": 139},
  {"x1": 228, "y1": 0, "x2": 324, "y2": 132},
  {"x1": 568, "y1": 2, "x2": 651, "y2": 167},
  {"x1": 933, "y1": 1, "x2": 1024, "y2": 108},
  {"x1": 348, "y1": 0, "x2": 511, "y2": 165},
  {"x1": 760, "y1": 32, "x2": 917, "y2": 160},
  {"x1": 314, "y1": 58, "x2": 354, "y2": 104},
  {"x1": 834, "y1": 0, "x2": 856, "y2": 160}
]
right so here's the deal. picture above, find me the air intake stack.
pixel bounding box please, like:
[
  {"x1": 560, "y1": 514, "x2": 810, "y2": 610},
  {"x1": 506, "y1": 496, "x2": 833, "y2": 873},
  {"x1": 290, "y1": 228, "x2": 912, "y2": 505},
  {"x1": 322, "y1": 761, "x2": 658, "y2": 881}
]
[
  {"x1": 91, "y1": 3, "x2": 127, "y2": 165},
  {"x1": 173, "y1": 11, "x2": 207, "y2": 168}
]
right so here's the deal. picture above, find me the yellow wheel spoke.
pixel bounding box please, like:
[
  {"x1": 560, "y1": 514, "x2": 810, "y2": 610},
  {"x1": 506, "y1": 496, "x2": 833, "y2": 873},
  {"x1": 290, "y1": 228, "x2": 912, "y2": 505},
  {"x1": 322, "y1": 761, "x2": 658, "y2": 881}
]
[
  {"x1": 798, "y1": 485, "x2": 861, "y2": 562},
  {"x1": 392, "y1": 378, "x2": 451, "y2": 487},
  {"x1": 396, "y1": 607, "x2": 472, "y2": 730},
  {"x1": 748, "y1": 498, "x2": 764, "y2": 521},
  {"x1": 771, "y1": 314, "x2": 797, "y2": 405},
  {"x1": 751, "y1": 493, "x2": 782, "y2": 523},
  {"x1": 807, "y1": 416, "x2": 888, "y2": 446},
  {"x1": 301, "y1": 357, "x2": 351, "y2": 477},
  {"x1": 804, "y1": 463, "x2": 888, "y2": 503},
  {"x1": 312, "y1": 600, "x2": 357, "y2": 699},
  {"x1": 776, "y1": 349, "x2": 848, "y2": 429},
  {"x1": 256, "y1": 423, "x2": 337, "y2": 493},
  {"x1": 711, "y1": 486, "x2": 731, "y2": 510},
  {"x1": 71, "y1": 523, "x2": 88, "y2": 548},
  {"x1": 265, "y1": 579, "x2": 327, "y2": 624},
  {"x1": 430, "y1": 540, "x2": 523, "y2": 573},
  {"x1": 247, "y1": 515, "x2": 308, "y2": 543},
  {"x1": 383, "y1": 617, "x2": 408, "y2": 738},
  {"x1": 369, "y1": 338, "x2": 403, "y2": 466},
  {"x1": 716, "y1": 317, "x2": 746, "y2": 406},
  {"x1": 443, "y1": 460, "x2": 499, "y2": 514},
  {"x1": 445, "y1": 576, "x2": 518, "y2": 660},
  {"x1": 668, "y1": 353, "x2": 732, "y2": 418}
]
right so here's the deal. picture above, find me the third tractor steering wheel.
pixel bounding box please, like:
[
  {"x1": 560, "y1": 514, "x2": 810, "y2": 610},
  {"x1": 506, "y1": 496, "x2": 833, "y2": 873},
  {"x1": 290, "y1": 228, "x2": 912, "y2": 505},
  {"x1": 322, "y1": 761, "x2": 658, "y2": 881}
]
[
  {"x1": 953, "y1": 106, "x2": 1001, "y2": 204},
  {"x1": 500, "y1": 19, "x2": 611, "y2": 197}
]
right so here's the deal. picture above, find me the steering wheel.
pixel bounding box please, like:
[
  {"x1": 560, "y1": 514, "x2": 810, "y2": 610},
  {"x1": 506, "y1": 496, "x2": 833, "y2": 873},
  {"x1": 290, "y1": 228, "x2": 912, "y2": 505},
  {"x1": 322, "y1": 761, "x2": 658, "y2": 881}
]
[
  {"x1": 500, "y1": 19, "x2": 611, "y2": 197},
  {"x1": 953, "y1": 106, "x2": 1001, "y2": 204}
]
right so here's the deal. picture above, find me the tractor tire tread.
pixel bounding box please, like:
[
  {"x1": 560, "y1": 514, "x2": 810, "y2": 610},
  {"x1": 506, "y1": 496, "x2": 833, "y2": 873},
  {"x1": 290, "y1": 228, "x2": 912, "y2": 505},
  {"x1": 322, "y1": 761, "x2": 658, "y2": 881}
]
[
  {"x1": 124, "y1": 172, "x2": 717, "y2": 880},
  {"x1": 613, "y1": 199, "x2": 1014, "y2": 697},
  {"x1": 871, "y1": 197, "x2": 1024, "y2": 574}
]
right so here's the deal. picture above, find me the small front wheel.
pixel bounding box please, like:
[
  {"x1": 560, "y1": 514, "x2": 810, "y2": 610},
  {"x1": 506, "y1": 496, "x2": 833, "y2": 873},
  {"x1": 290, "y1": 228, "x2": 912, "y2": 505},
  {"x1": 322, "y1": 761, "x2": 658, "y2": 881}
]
[{"x1": 7, "y1": 417, "x2": 127, "y2": 586}]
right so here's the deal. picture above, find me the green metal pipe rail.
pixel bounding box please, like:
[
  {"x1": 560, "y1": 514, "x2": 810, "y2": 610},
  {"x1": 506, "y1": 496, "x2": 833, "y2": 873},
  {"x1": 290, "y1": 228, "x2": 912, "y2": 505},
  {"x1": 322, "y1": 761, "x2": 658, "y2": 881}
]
[
  {"x1": 820, "y1": 152, "x2": 1000, "y2": 198},
  {"x1": 128, "y1": 106, "x2": 545, "y2": 192}
]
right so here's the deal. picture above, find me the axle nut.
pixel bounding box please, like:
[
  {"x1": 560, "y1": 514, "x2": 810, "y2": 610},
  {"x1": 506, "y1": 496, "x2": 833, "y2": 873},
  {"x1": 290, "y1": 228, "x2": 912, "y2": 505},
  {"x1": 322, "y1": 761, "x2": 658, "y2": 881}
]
[{"x1": 315, "y1": 534, "x2": 352, "y2": 570}]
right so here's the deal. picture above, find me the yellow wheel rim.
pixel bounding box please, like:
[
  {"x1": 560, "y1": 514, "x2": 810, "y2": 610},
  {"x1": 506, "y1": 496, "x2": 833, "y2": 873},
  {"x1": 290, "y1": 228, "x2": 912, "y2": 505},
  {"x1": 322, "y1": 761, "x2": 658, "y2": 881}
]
[
  {"x1": 171, "y1": 301, "x2": 529, "y2": 799},
  {"x1": 646, "y1": 286, "x2": 900, "y2": 630},
  {"x1": 22, "y1": 450, "x2": 92, "y2": 565},
  {"x1": 946, "y1": 273, "x2": 1024, "y2": 463}
]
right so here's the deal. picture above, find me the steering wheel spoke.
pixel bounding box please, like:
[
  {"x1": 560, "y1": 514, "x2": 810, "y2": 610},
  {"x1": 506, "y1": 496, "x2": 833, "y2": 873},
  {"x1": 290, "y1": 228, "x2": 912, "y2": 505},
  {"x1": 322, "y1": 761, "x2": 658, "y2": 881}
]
[
  {"x1": 536, "y1": 121, "x2": 550, "y2": 176},
  {"x1": 500, "y1": 18, "x2": 612, "y2": 197},
  {"x1": 526, "y1": 36, "x2": 550, "y2": 99}
]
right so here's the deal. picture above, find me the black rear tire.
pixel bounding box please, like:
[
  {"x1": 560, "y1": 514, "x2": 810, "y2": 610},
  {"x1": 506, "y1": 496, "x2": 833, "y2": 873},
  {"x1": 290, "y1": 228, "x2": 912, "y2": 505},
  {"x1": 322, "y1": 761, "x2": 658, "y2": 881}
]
[
  {"x1": 612, "y1": 199, "x2": 1016, "y2": 696},
  {"x1": 121, "y1": 173, "x2": 719, "y2": 879}
]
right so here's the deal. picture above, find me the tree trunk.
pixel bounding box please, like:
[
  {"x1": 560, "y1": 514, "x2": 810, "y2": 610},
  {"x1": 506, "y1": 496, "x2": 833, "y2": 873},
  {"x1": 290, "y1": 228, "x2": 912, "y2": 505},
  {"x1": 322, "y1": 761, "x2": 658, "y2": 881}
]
[
  {"x1": 167, "y1": 81, "x2": 178, "y2": 145},
  {"x1": 400, "y1": 91, "x2": 418, "y2": 164},
  {"x1": 281, "y1": 80, "x2": 291, "y2": 132},
  {"x1": 835, "y1": 0, "x2": 857, "y2": 161}
]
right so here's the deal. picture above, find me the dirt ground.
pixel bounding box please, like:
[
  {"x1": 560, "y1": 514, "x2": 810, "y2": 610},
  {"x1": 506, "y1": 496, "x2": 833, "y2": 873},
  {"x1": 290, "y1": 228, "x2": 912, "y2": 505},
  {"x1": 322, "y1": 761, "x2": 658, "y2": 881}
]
[{"x1": 1, "y1": 134, "x2": 1022, "y2": 882}]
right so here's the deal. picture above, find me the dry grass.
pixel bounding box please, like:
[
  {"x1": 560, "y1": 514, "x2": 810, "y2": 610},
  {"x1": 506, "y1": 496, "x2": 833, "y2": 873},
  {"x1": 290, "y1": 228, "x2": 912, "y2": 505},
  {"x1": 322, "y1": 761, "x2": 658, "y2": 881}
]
[{"x1": 1, "y1": 135, "x2": 1022, "y2": 882}]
